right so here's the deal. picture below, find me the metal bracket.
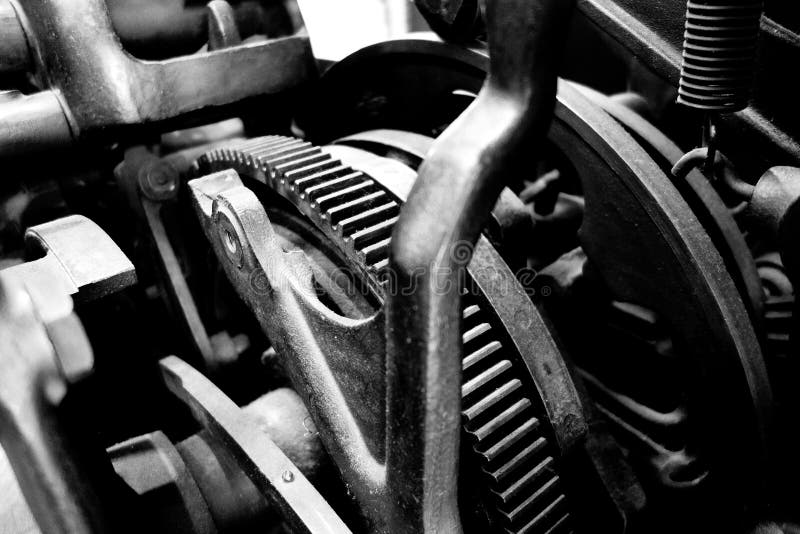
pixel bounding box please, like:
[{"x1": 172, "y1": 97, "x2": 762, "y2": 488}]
[
  {"x1": 2, "y1": 214, "x2": 136, "y2": 305},
  {"x1": 188, "y1": 171, "x2": 388, "y2": 516}
]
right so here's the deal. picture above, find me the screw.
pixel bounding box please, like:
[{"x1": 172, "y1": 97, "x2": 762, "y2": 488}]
[
  {"x1": 139, "y1": 161, "x2": 179, "y2": 201},
  {"x1": 215, "y1": 214, "x2": 244, "y2": 269},
  {"x1": 282, "y1": 470, "x2": 294, "y2": 483}
]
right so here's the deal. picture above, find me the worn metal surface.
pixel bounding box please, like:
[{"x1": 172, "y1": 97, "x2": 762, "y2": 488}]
[
  {"x1": 160, "y1": 356, "x2": 352, "y2": 534},
  {"x1": 297, "y1": 34, "x2": 774, "y2": 527},
  {"x1": 2, "y1": 215, "x2": 136, "y2": 304},
  {"x1": 189, "y1": 2, "x2": 583, "y2": 529},
  {"x1": 385, "y1": 1, "x2": 574, "y2": 530},
  {"x1": 194, "y1": 131, "x2": 584, "y2": 532},
  {"x1": 3, "y1": 0, "x2": 314, "y2": 150},
  {"x1": 189, "y1": 170, "x2": 388, "y2": 525}
]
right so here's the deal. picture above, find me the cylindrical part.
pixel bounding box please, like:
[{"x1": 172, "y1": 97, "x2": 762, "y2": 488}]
[
  {"x1": 677, "y1": 0, "x2": 764, "y2": 112},
  {"x1": 0, "y1": 90, "x2": 73, "y2": 158},
  {"x1": 0, "y1": 0, "x2": 30, "y2": 73}
]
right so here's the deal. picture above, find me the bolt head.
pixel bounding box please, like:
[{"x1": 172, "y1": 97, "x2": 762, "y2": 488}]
[{"x1": 139, "y1": 161, "x2": 179, "y2": 201}]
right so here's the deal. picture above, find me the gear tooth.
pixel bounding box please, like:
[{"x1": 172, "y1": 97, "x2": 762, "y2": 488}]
[
  {"x1": 463, "y1": 378, "x2": 521, "y2": 423},
  {"x1": 497, "y1": 454, "x2": 556, "y2": 504},
  {"x1": 315, "y1": 180, "x2": 375, "y2": 213},
  {"x1": 325, "y1": 191, "x2": 387, "y2": 225},
  {"x1": 463, "y1": 322, "x2": 492, "y2": 345},
  {"x1": 463, "y1": 304, "x2": 481, "y2": 320},
  {"x1": 350, "y1": 217, "x2": 397, "y2": 249},
  {"x1": 193, "y1": 135, "x2": 571, "y2": 530},
  {"x1": 371, "y1": 257, "x2": 390, "y2": 275},
  {"x1": 294, "y1": 166, "x2": 353, "y2": 197},
  {"x1": 338, "y1": 202, "x2": 399, "y2": 236},
  {"x1": 283, "y1": 159, "x2": 343, "y2": 189},
  {"x1": 305, "y1": 172, "x2": 365, "y2": 203},
  {"x1": 488, "y1": 437, "x2": 548, "y2": 484},
  {"x1": 275, "y1": 153, "x2": 334, "y2": 187},
  {"x1": 480, "y1": 415, "x2": 539, "y2": 463},
  {"x1": 263, "y1": 145, "x2": 318, "y2": 166},
  {"x1": 472, "y1": 398, "x2": 532, "y2": 442},
  {"x1": 505, "y1": 492, "x2": 569, "y2": 534},
  {"x1": 360, "y1": 238, "x2": 391, "y2": 266},
  {"x1": 463, "y1": 360, "x2": 514, "y2": 399},
  {"x1": 251, "y1": 137, "x2": 303, "y2": 157},
  {"x1": 463, "y1": 341, "x2": 503, "y2": 373}
]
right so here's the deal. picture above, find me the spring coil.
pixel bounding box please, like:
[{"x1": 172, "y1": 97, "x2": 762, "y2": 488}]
[{"x1": 677, "y1": 0, "x2": 763, "y2": 112}]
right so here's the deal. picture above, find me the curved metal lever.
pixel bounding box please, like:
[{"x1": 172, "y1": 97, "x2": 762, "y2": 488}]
[
  {"x1": 188, "y1": 170, "x2": 388, "y2": 516},
  {"x1": 385, "y1": 0, "x2": 576, "y2": 531}
]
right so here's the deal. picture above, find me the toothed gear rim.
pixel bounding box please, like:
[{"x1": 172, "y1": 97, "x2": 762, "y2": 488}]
[{"x1": 194, "y1": 135, "x2": 573, "y2": 534}]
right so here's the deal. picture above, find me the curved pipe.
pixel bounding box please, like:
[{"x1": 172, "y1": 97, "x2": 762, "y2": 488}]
[{"x1": 385, "y1": 0, "x2": 575, "y2": 532}]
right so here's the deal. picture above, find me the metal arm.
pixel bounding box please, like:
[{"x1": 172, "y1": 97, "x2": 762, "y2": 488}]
[
  {"x1": 1, "y1": 0, "x2": 314, "y2": 156},
  {"x1": 385, "y1": 0, "x2": 575, "y2": 531}
]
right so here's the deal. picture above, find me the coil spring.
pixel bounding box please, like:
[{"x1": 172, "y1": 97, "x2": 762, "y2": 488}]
[{"x1": 677, "y1": 0, "x2": 763, "y2": 112}]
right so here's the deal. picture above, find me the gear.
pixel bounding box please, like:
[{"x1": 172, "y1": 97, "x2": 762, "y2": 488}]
[{"x1": 194, "y1": 136, "x2": 572, "y2": 534}]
